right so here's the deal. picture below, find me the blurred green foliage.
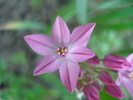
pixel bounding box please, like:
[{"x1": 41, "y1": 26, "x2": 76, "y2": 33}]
[{"x1": 0, "y1": 0, "x2": 133, "y2": 100}]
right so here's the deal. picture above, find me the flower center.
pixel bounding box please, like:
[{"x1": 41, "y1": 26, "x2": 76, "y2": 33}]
[{"x1": 56, "y1": 46, "x2": 67, "y2": 56}]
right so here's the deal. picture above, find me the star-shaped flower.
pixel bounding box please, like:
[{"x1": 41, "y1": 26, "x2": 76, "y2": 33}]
[
  {"x1": 103, "y1": 53, "x2": 133, "y2": 97},
  {"x1": 24, "y1": 16, "x2": 95, "y2": 93}
]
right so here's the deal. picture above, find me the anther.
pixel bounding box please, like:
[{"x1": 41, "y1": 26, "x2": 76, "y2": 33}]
[
  {"x1": 56, "y1": 46, "x2": 68, "y2": 56},
  {"x1": 58, "y1": 52, "x2": 61, "y2": 55},
  {"x1": 57, "y1": 48, "x2": 59, "y2": 51}
]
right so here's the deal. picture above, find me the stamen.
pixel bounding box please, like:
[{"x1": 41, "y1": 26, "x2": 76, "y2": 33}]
[
  {"x1": 56, "y1": 46, "x2": 68, "y2": 56},
  {"x1": 57, "y1": 48, "x2": 59, "y2": 51},
  {"x1": 58, "y1": 52, "x2": 61, "y2": 55},
  {"x1": 64, "y1": 49, "x2": 67, "y2": 52}
]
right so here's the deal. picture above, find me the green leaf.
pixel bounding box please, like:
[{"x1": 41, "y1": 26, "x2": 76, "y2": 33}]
[
  {"x1": 95, "y1": 0, "x2": 133, "y2": 10},
  {"x1": 0, "y1": 21, "x2": 45, "y2": 30},
  {"x1": 75, "y1": 0, "x2": 88, "y2": 24},
  {"x1": 91, "y1": 7, "x2": 133, "y2": 23},
  {"x1": 104, "y1": 21, "x2": 133, "y2": 30},
  {"x1": 54, "y1": 1, "x2": 76, "y2": 22}
]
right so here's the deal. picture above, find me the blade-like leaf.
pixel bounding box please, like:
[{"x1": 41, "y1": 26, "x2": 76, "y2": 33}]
[
  {"x1": 75, "y1": 0, "x2": 88, "y2": 24},
  {"x1": 0, "y1": 21, "x2": 45, "y2": 30}
]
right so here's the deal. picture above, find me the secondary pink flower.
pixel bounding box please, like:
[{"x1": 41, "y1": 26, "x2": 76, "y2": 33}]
[
  {"x1": 24, "y1": 16, "x2": 95, "y2": 93},
  {"x1": 103, "y1": 53, "x2": 133, "y2": 97},
  {"x1": 116, "y1": 53, "x2": 133, "y2": 97}
]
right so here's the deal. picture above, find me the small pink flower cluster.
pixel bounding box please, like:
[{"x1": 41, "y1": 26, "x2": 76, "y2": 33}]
[{"x1": 24, "y1": 16, "x2": 133, "y2": 100}]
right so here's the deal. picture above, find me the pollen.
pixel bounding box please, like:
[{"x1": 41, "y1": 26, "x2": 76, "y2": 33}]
[{"x1": 57, "y1": 46, "x2": 67, "y2": 56}]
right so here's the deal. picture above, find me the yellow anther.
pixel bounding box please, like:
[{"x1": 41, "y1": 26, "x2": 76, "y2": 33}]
[
  {"x1": 57, "y1": 48, "x2": 60, "y2": 51},
  {"x1": 56, "y1": 47, "x2": 67, "y2": 56},
  {"x1": 130, "y1": 78, "x2": 133, "y2": 80},
  {"x1": 58, "y1": 52, "x2": 61, "y2": 55},
  {"x1": 64, "y1": 49, "x2": 67, "y2": 52}
]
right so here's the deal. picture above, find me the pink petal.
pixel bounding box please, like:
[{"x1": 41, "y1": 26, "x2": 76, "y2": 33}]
[
  {"x1": 115, "y1": 72, "x2": 122, "y2": 86},
  {"x1": 105, "y1": 84, "x2": 125, "y2": 99},
  {"x1": 99, "y1": 71, "x2": 114, "y2": 85},
  {"x1": 59, "y1": 60, "x2": 80, "y2": 93},
  {"x1": 70, "y1": 23, "x2": 96, "y2": 47},
  {"x1": 103, "y1": 54, "x2": 131, "y2": 71},
  {"x1": 126, "y1": 53, "x2": 133, "y2": 66},
  {"x1": 87, "y1": 55, "x2": 100, "y2": 65},
  {"x1": 121, "y1": 77, "x2": 133, "y2": 97},
  {"x1": 33, "y1": 54, "x2": 61, "y2": 75},
  {"x1": 78, "y1": 68, "x2": 84, "y2": 78},
  {"x1": 52, "y1": 16, "x2": 70, "y2": 46},
  {"x1": 24, "y1": 34, "x2": 54, "y2": 56},
  {"x1": 70, "y1": 46, "x2": 95, "y2": 62}
]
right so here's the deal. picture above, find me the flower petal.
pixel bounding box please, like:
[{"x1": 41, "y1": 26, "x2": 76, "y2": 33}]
[
  {"x1": 78, "y1": 68, "x2": 84, "y2": 78},
  {"x1": 52, "y1": 16, "x2": 70, "y2": 46},
  {"x1": 126, "y1": 53, "x2": 133, "y2": 66},
  {"x1": 59, "y1": 60, "x2": 80, "y2": 93},
  {"x1": 33, "y1": 54, "x2": 61, "y2": 75},
  {"x1": 105, "y1": 84, "x2": 125, "y2": 99},
  {"x1": 70, "y1": 46, "x2": 95, "y2": 62},
  {"x1": 103, "y1": 54, "x2": 131, "y2": 71},
  {"x1": 24, "y1": 34, "x2": 54, "y2": 56},
  {"x1": 121, "y1": 77, "x2": 133, "y2": 97},
  {"x1": 99, "y1": 71, "x2": 114, "y2": 85},
  {"x1": 116, "y1": 72, "x2": 122, "y2": 86},
  {"x1": 70, "y1": 23, "x2": 96, "y2": 47},
  {"x1": 87, "y1": 55, "x2": 100, "y2": 65}
]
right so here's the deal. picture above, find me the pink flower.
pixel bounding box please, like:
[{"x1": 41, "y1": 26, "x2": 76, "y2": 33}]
[
  {"x1": 104, "y1": 53, "x2": 133, "y2": 97},
  {"x1": 24, "y1": 16, "x2": 95, "y2": 93}
]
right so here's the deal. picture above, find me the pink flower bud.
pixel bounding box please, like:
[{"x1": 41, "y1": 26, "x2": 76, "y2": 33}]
[
  {"x1": 103, "y1": 54, "x2": 131, "y2": 71},
  {"x1": 99, "y1": 71, "x2": 114, "y2": 85},
  {"x1": 83, "y1": 84, "x2": 100, "y2": 100},
  {"x1": 87, "y1": 55, "x2": 100, "y2": 65},
  {"x1": 105, "y1": 84, "x2": 125, "y2": 99},
  {"x1": 76, "y1": 81, "x2": 82, "y2": 90},
  {"x1": 92, "y1": 81, "x2": 102, "y2": 91},
  {"x1": 85, "y1": 75, "x2": 93, "y2": 83}
]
